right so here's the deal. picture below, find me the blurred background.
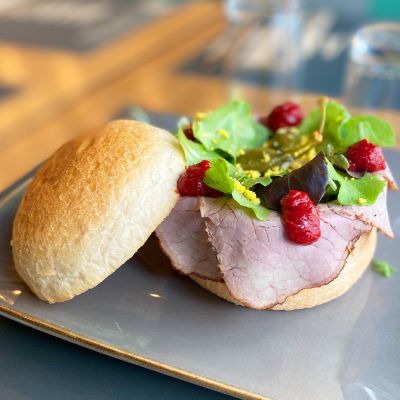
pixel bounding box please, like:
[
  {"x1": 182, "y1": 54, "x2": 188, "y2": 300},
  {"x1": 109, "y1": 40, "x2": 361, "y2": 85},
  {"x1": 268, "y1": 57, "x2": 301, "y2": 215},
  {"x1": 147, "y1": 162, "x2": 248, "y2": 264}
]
[{"x1": 1, "y1": 0, "x2": 400, "y2": 190}]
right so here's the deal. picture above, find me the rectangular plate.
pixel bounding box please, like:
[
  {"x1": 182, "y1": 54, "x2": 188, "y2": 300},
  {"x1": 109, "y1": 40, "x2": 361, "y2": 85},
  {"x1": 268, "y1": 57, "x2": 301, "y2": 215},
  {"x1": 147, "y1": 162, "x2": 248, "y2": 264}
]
[{"x1": 0, "y1": 150, "x2": 399, "y2": 400}]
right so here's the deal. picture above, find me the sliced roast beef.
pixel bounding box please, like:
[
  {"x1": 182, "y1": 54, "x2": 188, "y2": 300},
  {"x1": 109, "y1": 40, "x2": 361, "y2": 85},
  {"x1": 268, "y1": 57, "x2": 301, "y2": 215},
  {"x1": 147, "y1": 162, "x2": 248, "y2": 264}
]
[
  {"x1": 200, "y1": 198, "x2": 372, "y2": 309},
  {"x1": 156, "y1": 197, "x2": 221, "y2": 281},
  {"x1": 324, "y1": 189, "x2": 393, "y2": 238},
  {"x1": 381, "y1": 166, "x2": 398, "y2": 191},
  {"x1": 157, "y1": 180, "x2": 393, "y2": 309}
]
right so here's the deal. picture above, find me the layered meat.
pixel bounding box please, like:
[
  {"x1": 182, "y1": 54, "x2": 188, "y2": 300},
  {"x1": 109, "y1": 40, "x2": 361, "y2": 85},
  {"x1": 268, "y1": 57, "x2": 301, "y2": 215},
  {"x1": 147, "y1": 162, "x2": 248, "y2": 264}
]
[{"x1": 156, "y1": 189, "x2": 393, "y2": 309}]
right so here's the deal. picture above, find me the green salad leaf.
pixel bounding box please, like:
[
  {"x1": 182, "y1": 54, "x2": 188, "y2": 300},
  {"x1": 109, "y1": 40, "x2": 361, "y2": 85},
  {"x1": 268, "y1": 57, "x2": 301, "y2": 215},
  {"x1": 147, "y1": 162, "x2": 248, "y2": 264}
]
[
  {"x1": 300, "y1": 100, "x2": 396, "y2": 152},
  {"x1": 372, "y1": 259, "x2": 397, "y2": 278},
  {"x1": 232, "y1": 190, "x2": 272, "y2": 220},
  {"x1": 204, "y1": 159, "x2": 272, "y2": 220},
  {"x1": 241, "y1": 176, "x2": 272, "y2": 189},
  {"x1": 203, "y1": 158, "x2": 234, "y2": 194},
  {"x1": 299, "y1": 100, "x2": 350, "y2": 151},
  {"x1": 326, "y1": 160, "x2": 386, "y2": 206},
  {"x1": 177, "y1": 129, "x2": 221, "y2": 165},
  {"x1": 176, "y1": 97, "x2": 393, "y2": 223},
  {"x1": 337, "y1": 174, "x2": 386, "y2": 206},
  {"x1": 193, "y1": 100, "x2": 269, "y2": 158},
  {"x1": 339, "y1": 115, "x2": 396, "y2": 148},
  {"x1": 331, "y1": 153, "x2": 349, "y2": 170}
]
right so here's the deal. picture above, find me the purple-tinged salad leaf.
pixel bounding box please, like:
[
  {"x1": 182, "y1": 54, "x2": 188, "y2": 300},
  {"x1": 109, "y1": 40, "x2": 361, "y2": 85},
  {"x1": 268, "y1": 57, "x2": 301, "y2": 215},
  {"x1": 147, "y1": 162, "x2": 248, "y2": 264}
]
[
  {"x1": 176, "y1": 97, "x2": 394, "y2": 221},
  {"x1": 256, "y1": 176, "x2": 290, "y2": 211},
  {"x1": 255, "y1": 152, "x2": 328, "y2": 210}
]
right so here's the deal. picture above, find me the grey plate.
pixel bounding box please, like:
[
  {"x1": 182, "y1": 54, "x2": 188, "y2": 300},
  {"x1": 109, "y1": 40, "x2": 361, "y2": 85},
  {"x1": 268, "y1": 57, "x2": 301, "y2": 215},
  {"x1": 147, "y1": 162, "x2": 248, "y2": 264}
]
[{"x1": 0, "y1": 151, "x2": 399, "y2": 400}]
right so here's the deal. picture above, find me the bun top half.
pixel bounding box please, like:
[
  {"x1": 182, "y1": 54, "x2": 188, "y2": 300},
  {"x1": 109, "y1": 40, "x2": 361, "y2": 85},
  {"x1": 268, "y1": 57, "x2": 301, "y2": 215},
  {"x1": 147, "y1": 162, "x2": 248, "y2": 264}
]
[{"x1": 12, "y1": 120, "x2": 185, "y2": 303}]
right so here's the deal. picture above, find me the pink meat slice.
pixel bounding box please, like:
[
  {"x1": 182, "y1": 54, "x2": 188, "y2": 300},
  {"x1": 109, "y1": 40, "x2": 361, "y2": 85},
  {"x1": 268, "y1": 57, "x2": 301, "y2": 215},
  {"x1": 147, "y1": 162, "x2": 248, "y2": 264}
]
[
  {"x1": 156, "y1": 197, "x2": 222, "y2": 281},
  {"x1": 329, "y1": 168, "x2": 396, "y2": 238},
  {"x1": 325, "y1": 189, "x2": 393, "y2": 238},
  {"x1": 200, "y1": 198, "x2": 375, "y2": 309},
  {"x1": 381, "y1": 166, "x2": 398, "y2": 191},
  {"x1": 156, "y1": 180, "x2": 393, "y2": 308}
]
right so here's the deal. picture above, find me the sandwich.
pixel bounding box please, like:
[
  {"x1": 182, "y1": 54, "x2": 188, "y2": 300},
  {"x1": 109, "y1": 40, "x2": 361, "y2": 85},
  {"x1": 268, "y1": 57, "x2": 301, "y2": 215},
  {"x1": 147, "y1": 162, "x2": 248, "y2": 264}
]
[
  {"x1": 12, "y1": 99, "x2": 397, "y2": 309},
  {"x1": 157, "y1": 98, "x2": 397, "y2": 309}
]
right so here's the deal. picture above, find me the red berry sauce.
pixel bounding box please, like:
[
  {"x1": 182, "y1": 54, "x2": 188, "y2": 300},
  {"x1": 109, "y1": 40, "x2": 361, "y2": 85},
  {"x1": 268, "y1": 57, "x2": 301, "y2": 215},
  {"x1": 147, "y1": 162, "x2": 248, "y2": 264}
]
[
  {"x1": 281, "y1": 190, "x2": 321, "y2": 245},
  {"x1": 260, "y1": 101, "x2": 304, "y2": 131},
  {"x1": 346, "y1": 139, "x2": 386, "y2": 173},
  {"x1": 177, "y1": 160, "x2": 222, "y2": 197}
]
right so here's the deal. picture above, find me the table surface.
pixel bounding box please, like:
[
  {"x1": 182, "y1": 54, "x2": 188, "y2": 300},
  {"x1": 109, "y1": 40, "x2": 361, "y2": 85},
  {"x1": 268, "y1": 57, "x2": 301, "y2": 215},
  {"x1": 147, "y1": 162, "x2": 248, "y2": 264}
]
[{"x1": 0, "y1": 1, "x2": 399, "y2": 399}]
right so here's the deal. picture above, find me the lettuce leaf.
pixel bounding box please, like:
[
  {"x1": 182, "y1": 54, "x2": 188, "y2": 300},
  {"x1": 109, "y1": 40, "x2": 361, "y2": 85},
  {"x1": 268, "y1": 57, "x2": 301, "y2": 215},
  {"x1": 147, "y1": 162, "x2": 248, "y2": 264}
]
[
  {"x1": 232, "y1": 190, "x2": 272, "y2": 220},
  {"x1": 178, "y1": 127, "x2": 272, "y2": 220},
  {"x1": 177, "y1": 129, "x2": 221, "y2": 165},
  {"x1": 299, "y1": 100, "x2": 350, "y2": 151},
  {"x1": 326, "y1": 160, "x2": 386, "y2": 206},
  {"x1": 203, "y1": 158, "x2": 234, "y2": 194},
  {"x1": 241, "y1": 176, "x2": 272, "y2": 189},
  {"x1": 339, "y1": 115, "x2": 396, "y2": 148},
  {"x1": 193, "y1": 100, "x2": 269, "y2": 158},
  {"x1": 204, "y1": 159, "x2": 271, "y2": 220},
  {"x1": 256, "y1": 152, "x2": 328, "y2": 210},
  {"x1": 300, "y1": 100, "x2": 396, "y2": 152},
  {"x1": 177, "y1": 98, "x2": 391, "y2": 222}
]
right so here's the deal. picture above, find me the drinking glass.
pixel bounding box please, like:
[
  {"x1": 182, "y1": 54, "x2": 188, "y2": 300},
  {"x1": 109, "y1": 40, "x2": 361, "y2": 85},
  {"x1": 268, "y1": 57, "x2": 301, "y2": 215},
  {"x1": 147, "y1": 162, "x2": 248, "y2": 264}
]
[
  {"x1": 223, "y1": 0, "x2": 303, "y2": 103},
  {"x1": 344, "y1": 23, "x2": 400, "y2": 112}
]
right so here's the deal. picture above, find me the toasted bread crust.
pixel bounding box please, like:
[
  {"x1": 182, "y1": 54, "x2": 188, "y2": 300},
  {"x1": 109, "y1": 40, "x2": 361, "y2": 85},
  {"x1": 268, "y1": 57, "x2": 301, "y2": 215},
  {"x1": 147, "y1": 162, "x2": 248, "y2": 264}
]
[{"x1": 12, "y1": 120, "x2": 185, "y2": 303}]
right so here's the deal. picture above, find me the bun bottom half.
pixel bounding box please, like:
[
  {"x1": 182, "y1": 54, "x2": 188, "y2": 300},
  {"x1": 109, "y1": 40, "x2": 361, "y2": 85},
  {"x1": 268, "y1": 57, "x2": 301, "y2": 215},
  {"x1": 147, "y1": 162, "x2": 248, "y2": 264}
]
[{"x1": 190, "y1": 228, "x2": 377, "y2": 310}]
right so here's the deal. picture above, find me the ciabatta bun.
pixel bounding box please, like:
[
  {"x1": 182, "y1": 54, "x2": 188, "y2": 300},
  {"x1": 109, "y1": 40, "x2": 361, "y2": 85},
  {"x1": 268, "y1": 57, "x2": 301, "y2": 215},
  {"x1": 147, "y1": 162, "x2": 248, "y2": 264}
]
[
  {"x1": 190, "y1": 228, "x2": 377, "y2": 310},
  {"x1": 12, "y1": 120, "x2": 185, "y2": 303}
]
